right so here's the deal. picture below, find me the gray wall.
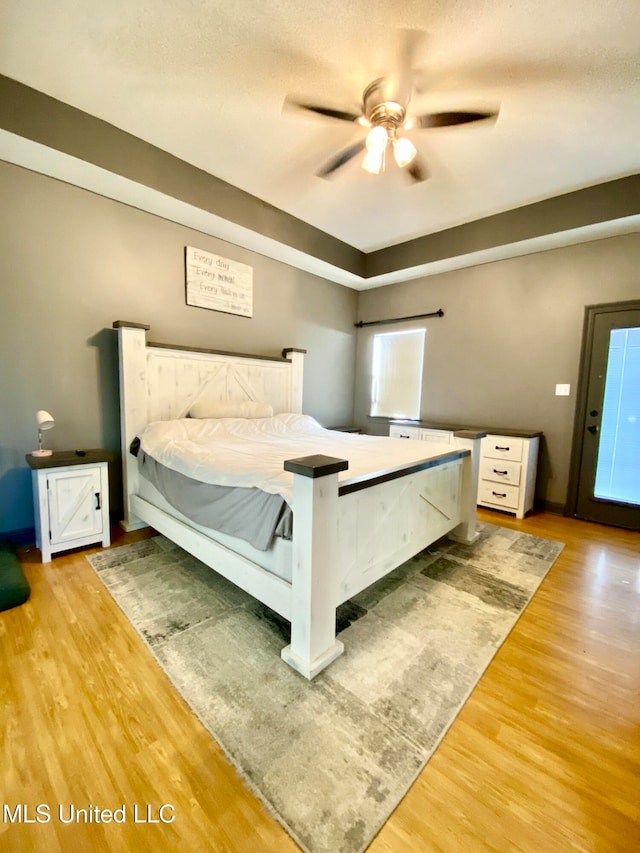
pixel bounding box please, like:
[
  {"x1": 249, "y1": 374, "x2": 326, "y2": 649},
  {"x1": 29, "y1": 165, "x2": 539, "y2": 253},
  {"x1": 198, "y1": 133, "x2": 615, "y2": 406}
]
[
  {"x1": 0, "y1": 161, "x2": 357, "y2": 536},
  {"x1": 1, "y1": 155, "x2": 637, "y2": 535},
  {"x1": 0, "y1": 75, "x2": 364, "y2": 276},
  {"x1": 354, "y1": 233, "x2": 640, "y2": 509}
]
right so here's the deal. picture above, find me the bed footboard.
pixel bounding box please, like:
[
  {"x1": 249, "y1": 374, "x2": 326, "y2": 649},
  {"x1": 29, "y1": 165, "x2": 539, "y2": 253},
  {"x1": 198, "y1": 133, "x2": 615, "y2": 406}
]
[
  {"x1": 337, "y1": 455, "x2": 469, "y2": 603},
  {"x1": 282, "y1": 448, "x2": 478, "y2": 679}
]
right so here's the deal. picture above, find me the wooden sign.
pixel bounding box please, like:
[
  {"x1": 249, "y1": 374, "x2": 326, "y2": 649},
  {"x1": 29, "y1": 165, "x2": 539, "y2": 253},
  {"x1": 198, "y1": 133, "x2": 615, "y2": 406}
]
[{"x1": 185, "y1": 246, "x2": 253, "y2": 317}]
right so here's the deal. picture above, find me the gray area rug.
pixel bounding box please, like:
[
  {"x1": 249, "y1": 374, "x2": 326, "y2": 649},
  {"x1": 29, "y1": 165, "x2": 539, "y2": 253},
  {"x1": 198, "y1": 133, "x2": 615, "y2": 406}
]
[{"x1": 87, "y1": 523, "x2": 563, "y2": 853}]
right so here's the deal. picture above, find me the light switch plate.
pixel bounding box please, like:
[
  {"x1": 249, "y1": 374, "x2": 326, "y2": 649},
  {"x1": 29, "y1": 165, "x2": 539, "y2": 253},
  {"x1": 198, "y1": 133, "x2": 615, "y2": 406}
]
[{"x1": 555, "y1": 383, "x2": 571, "y2": 396}]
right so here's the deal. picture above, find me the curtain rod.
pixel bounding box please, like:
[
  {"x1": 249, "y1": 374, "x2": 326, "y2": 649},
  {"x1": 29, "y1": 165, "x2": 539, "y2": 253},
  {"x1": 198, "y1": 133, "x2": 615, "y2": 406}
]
[{"x1": 354, "y1": 308, "x2": 444, "y2": 328}]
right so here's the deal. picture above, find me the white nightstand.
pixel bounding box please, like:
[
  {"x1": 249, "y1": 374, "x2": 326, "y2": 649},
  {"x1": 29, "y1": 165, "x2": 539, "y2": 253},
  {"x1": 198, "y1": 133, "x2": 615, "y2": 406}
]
[{"x1": 26, "y1": 450, "x2": 111, "y2": 563}]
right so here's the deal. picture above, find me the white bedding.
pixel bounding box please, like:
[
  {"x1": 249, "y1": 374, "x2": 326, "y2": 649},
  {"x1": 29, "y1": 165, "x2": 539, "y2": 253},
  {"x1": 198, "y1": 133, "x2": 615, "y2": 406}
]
[{"x1": 138, "y1": 413, "x2": 460, "y2": 502}]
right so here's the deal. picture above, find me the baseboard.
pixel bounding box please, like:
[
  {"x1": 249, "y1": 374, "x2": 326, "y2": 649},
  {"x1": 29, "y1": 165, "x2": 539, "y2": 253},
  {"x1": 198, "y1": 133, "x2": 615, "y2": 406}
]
[
  {"x1": 0, "y1": 512, "x2": 122, "y2": 547},
  {"x1": 536, "y1": 499, "x2": 566, "y2": 515},
  {"x1": 0, "y1": 526, "x2": 36, "y2": 546}
]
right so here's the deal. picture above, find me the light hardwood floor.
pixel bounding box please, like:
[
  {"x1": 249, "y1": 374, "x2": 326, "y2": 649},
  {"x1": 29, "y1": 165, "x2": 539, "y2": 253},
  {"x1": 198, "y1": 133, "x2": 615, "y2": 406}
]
[{"x1": 1, "y1": 510, "x2": 638, "y2": 852}]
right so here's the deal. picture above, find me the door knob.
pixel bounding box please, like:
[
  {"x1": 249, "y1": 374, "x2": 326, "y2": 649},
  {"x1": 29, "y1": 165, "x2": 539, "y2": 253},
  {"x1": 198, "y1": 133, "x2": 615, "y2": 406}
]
[{"x1": 587, "y1": 424, "x2": 598, "y2": 434}]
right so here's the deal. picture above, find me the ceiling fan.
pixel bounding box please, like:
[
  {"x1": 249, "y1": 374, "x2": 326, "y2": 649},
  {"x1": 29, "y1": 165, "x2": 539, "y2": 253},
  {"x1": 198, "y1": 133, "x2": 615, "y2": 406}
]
[{"x1": 284, "y1": 31, "x2": 499, "y2": 183}]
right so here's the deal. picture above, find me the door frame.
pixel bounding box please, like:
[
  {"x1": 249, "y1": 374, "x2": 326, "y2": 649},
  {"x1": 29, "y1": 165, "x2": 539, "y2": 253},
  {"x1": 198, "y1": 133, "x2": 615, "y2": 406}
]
[{"x1": 566, "y1": 298, "x2": 640, "y2": 518}]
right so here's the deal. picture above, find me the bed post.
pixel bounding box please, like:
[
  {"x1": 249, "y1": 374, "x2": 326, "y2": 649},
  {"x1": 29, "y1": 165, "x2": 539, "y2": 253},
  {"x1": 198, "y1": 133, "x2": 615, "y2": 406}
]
[
  {"x1": 281, "y1": 454, "x2": 348, "y2": 679},
  {"x1": 113, "y1": 321, "x2": 150, "y2": 531},
  {"x1": 282, "y1": 348, "x2": 306, "y2": 413},
  {"x1": 449, "y1": 435, "x2": 482, "y2": 545}
]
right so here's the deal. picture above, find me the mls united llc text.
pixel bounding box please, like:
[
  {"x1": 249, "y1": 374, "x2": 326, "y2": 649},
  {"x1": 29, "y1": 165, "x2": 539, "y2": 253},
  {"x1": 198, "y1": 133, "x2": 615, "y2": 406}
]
[{"x1": 3, "y1": 803, "x2": 175, "y2": 824}]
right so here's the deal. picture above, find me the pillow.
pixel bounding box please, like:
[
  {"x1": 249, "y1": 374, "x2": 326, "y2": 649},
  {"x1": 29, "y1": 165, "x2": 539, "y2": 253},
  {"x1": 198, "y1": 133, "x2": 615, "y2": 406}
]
[{"x1": 189, "y1": 400, "x2": 274, "y2": 419}]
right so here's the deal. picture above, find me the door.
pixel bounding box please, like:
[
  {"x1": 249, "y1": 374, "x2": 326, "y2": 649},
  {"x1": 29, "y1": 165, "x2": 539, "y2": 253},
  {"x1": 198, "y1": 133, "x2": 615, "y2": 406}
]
[
  {"x1": 572, "y1": 302, "x2": 640, "y2": 529},
  {"x1": 47, "y1": 467, "x2": 103, "y2": 544}
]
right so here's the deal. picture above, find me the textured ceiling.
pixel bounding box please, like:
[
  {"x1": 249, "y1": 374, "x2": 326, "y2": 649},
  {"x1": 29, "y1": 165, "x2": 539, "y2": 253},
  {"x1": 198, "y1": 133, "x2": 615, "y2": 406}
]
[{"x1": 1, "y1": 0, "x2": 639, "y2": 252}]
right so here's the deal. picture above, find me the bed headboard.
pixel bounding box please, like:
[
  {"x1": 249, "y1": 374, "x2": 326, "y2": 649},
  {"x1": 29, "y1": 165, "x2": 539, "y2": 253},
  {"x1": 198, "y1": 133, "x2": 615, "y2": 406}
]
[{"x1": 113, "y1": 321, "x2": 306, "y2": 530}]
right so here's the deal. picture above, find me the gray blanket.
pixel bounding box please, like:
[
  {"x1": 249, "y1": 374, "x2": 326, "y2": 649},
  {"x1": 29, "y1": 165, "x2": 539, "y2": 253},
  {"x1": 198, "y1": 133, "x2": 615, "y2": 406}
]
[{"x1": 138, "y1": 451, "x2": 292, "y2": 551}]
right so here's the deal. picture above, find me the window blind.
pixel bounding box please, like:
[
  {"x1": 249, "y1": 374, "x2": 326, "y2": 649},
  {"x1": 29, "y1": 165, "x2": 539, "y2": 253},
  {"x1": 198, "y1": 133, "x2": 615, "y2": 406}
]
[{"x1": 371, "y1": 329, "x2": 426, "y2": 419}]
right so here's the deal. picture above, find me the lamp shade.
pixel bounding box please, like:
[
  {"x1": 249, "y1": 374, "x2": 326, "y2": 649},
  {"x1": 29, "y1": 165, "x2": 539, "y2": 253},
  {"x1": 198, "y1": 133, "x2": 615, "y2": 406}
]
[
  {"x1": 393, "y1": 136, "x2": 417, "y2": 168},
  {"x1": 32, "y1": 410, "x2": 56, "y2": 457},
  {"x1": 362, "y1": 148, "x2": 384, "y2": 174},
  {"x1": 365, "y1": 125, "x2": 388, "y2": 153},
  {"x1": 36, "y1": 410, "x2": 55, "y2": 430}
]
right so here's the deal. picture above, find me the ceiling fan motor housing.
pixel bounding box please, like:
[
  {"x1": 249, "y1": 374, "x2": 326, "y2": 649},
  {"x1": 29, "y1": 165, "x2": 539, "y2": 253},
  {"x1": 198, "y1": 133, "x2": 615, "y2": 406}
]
[{"x1": 363, "y1": 79, "x2": 406, "y2": 129}]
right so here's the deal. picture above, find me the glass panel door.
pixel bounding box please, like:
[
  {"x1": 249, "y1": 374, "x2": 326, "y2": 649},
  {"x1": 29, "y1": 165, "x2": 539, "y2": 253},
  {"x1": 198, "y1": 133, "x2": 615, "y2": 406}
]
[
  {"x1": 594, "y1": 327, "x2": 640, "y2": 505},
  {"x1": 574, "y1": 304, "x2": 640, "y2": 530}
]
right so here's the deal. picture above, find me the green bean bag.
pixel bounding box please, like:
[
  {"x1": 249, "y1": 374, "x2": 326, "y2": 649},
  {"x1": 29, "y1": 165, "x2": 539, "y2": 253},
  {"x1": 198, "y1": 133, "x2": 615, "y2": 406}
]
[{"x1": 0, "y1": 541, "x2": 30, "y2": 611}]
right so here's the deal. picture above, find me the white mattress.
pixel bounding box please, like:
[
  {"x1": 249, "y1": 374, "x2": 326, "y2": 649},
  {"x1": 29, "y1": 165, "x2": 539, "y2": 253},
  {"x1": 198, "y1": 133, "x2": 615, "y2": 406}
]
[{"x1": 137, "y1": 476, "x2": 293, "y2": 583}]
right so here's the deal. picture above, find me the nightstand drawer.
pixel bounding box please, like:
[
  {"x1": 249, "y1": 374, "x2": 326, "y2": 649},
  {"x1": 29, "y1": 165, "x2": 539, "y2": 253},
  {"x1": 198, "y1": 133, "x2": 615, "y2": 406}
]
[
  {"x1": 389, "y1": 425, "x2": 421, "y2": 440},
  {"x1": 479, "y1": 458, "x2": 522, "y2": 486},
  {"x1": 478, "y1": 481, "x2": 520, "y2": 509},
  {"x1": 481, "y1": 435, "x2": 524, "y2": 462}
]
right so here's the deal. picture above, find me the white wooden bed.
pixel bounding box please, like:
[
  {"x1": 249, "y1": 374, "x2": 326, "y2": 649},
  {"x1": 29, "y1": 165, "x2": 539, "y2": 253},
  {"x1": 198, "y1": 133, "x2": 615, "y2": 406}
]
[{"x1": 114, "y1": 321, "x2": 481, "y2": 679}]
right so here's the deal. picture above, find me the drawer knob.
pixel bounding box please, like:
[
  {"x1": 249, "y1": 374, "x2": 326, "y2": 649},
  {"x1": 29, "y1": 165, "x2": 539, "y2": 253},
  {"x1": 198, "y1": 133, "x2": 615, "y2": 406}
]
[
  {"x1": 495, "y1": 445, "x2": 510, "y2": 451},
  {"x1": 493, "y1": 468, "x2": 508, "y2": 476},
  {"x1": 492, "y1": 491, "x2": 507, "y2": 498}
]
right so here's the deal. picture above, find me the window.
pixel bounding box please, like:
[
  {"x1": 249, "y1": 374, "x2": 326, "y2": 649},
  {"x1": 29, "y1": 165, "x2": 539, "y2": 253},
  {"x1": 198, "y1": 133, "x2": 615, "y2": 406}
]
[{"x1": 370, "y1": 328, "x2": 426, "y2": 419}]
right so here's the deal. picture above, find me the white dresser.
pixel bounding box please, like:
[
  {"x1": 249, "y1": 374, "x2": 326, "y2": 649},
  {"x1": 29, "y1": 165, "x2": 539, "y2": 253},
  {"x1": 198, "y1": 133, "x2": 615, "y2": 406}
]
[
  {"x1": 389, "y1": 423, "x2": 541, "y2": 519},
  {"x1": 477, "y1": 434, "x2": 540, "y2": 519}
]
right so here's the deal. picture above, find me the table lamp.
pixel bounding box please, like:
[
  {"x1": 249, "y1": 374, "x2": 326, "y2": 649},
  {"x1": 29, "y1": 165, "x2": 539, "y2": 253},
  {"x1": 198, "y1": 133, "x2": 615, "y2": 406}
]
[{"x1": 31, "y1": 410, "x2": 55, "y2": 457}]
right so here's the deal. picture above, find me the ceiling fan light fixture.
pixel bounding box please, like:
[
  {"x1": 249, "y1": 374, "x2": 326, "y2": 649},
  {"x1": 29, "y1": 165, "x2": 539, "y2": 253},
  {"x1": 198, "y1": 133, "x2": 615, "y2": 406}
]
[
  {"x1": 392, "y1": 135, "x2": 417, "y2": 168},
  {"x1": 362, "y1": 148, "x2": 384, "y2": 174},
  {"x1": 285, "y1": 30, "x2": 498, "y2": 182},
  {"x1": 365, "y1": 125, "x2": 388, "y2": 153}
]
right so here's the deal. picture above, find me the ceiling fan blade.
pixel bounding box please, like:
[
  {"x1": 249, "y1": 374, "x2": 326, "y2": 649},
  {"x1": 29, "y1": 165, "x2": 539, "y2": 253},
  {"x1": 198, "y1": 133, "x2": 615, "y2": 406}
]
[
  {"x1": 317, "y1": 140, "x2": 366, "y2": 178},
  {"x1": 284, "y1": 96, "x2": 361, "y2": 123},
  {"x1": 406, "y1": 155, "x2": 429, "y2": 183},
  {"x1": 408, "y1": 110, "x2": 498, "y2": 130}
]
